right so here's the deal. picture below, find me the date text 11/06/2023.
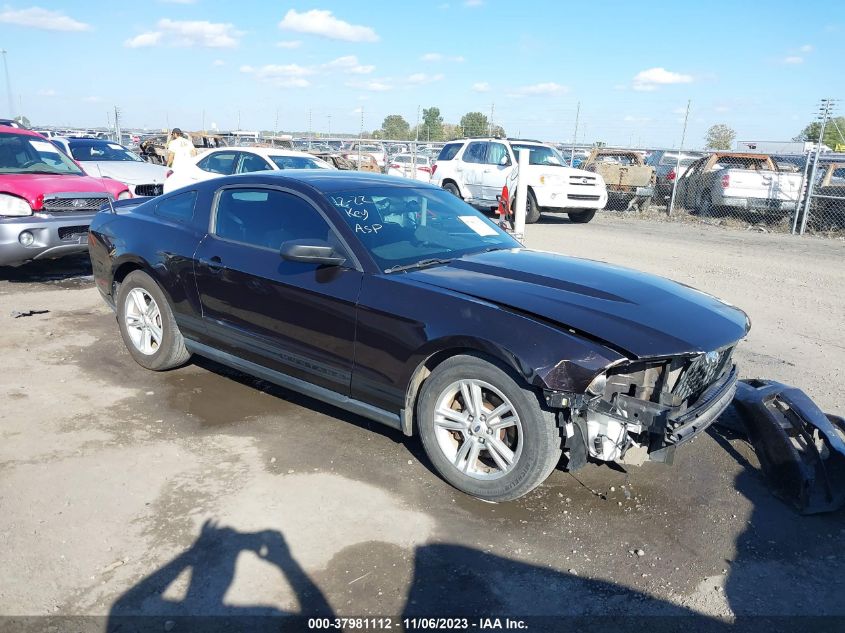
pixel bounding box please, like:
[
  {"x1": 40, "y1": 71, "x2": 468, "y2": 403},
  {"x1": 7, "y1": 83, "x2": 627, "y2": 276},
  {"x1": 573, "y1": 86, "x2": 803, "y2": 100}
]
[{"x1": 308, "y1": 617, "x2": 529, "y2": 630}]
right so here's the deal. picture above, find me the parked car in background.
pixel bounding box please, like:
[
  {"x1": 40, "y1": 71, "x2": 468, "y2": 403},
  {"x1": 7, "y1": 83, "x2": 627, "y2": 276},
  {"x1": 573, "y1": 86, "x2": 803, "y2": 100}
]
[
  {"x1": 807, "y1": 160, "x2": 845, "y2": 230},
  {"x1": 645, "y1": 150, "x2": 706, "y2": 201},
  {"x1": 344, "y1": 142, "x2": 387, "y2": 169},
  {"x1": 164, "y1": 146, "x2": 334, "y2": 193},
  {"x1": 52, "y1": 137, "x2": 168, "y2": 197},
  {"x1": 432, "y1": 138, "x2": 607, "y2": 223},
  {"x1": 0, "y1": 126, "x2": 130, "y2": 267},
  {"x1": 580, "y1": 149, "x2": 655, "y2": 211},
  {"x1": 88, "y1": 170, "x2": 748, "y2": 501},
  {"x1": 674, "y1": 152, "x2": 801, "y2": 219},
  {"x1": 0, "y1": 118, "x2": 27, "y2": 129},
  {"x1": 33, "y1": 129, "x2": 59, "y2": 140},
  {"x1": 386, "y1": 153, "x2": 433, "y2": 181}
]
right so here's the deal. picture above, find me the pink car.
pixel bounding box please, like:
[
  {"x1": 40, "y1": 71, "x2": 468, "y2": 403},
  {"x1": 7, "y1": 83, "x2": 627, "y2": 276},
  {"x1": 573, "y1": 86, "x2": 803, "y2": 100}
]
[{"x1": 0, "y1": 126, "x2": 130, "y2": 267}]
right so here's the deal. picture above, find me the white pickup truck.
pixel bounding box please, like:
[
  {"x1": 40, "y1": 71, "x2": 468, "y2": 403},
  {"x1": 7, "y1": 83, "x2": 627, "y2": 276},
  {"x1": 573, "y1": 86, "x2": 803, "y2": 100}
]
[{"x1": 674, "y1": 152, "x2": 801, "y2": 217}]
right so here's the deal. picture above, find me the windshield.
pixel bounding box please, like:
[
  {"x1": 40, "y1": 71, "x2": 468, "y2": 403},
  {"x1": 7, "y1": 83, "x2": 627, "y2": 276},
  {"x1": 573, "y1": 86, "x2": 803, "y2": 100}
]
[
  {"x1": 510, "y1": 144, "x2": 565, "y2": 166},
  {"x1": 269, "y1": 155, "x2": 332, "y2": 170},
  {"x1": 0, "y1": 132, "x2": 84, "y2": 175},
  {"x1": 69, "y1": 140, "x2": 142, "y2": 162},
  {"x1": 328, "y1": 186, "x2": 519, "y2": 272}
]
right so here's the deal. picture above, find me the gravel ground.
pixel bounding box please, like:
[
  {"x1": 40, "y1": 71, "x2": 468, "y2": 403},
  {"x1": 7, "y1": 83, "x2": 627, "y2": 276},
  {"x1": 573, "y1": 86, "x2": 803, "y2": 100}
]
[{"x1": 0, "y1": 216, "x2": 843, "y2": 628}]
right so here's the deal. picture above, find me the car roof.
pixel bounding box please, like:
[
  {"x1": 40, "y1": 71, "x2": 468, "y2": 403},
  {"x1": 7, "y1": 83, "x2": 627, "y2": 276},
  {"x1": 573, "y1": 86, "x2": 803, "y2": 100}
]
[
  {"x1": 206, "y1": 169, "x2": 437, "y2": 193},
  {"x1": 0, "y1": 125, "x2": 41, "y2": 137},
  {"x1": 202, "y1": 145, "x2": 321, "y2": 158}
]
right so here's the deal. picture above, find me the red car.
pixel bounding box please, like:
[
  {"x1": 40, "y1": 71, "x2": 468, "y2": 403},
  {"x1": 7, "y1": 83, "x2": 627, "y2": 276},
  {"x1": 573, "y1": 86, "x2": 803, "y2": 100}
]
[{"x1": 0, "y1": 125, "x2": 130, "y2": 267}]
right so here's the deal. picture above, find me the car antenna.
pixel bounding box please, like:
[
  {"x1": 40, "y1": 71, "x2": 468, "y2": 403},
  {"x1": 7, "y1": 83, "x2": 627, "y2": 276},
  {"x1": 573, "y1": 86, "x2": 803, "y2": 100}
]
[{"x1": 94, "y1": 163, "x2": 117, "y2": 214}]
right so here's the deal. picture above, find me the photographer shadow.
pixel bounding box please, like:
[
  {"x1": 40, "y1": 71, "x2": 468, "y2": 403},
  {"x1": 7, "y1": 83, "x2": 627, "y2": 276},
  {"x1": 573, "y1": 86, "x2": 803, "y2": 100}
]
[{"x1": 107, "y1": 520, "x2": 334, "y2": 632}]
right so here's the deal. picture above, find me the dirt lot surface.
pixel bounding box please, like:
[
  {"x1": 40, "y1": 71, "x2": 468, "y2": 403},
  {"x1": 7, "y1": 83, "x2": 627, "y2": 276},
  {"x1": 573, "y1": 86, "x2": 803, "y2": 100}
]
[{"x1": 1, "y1": 215, "x2": 843, "y2": 628}]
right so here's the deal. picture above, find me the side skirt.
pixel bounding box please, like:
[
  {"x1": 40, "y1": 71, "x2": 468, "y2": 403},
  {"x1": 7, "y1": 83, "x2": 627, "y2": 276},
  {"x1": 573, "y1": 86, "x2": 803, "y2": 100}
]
[{"x1": 184, "y1": 339, "x2": 404, "y2": 432}]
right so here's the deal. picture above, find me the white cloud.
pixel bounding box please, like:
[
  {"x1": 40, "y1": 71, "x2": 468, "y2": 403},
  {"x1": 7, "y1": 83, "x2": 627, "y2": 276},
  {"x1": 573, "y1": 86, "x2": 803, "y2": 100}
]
[
  {"x1": 799, "y1": 44, "x2": 813, "y2": 53},
  {"x1": 471, "y1": 81, "x2": 490, "y2": 92},
  {"x1": 211, "y1": 59, "x2": 225, "y2": 67},
  {"x1": 347, "y1": 79, "x2": 392, "y2": 92},
  {"x1": 406, "y1": 72, "x2": 444, "y2": 85},
  {"x1": 124, "y1": 19, "x2": 242, "y2": 49},
  {"x1": 279, "y1": 9, "x2": 378, "y2": 42},
  {"x1": 632, "y1": 67, "x2": 692, "y2": 91},
  {"x1": 421, "y1": 52, "x2": 465, "y2": 62},
  {"x1": 275, "y1": 39, "x2": 302, "y2": 49},
  {"x1": 0, "y1": 6, "x2": 90, "y2": 31},
  {"x1": 240, "y1": 63, "x2": 313, "y2": 87},
  {"x1": 514, "y1": 82, "x2": 567, "y2": 95},
  {"x1": 783, "y1": 56, "x2": 803, "y2": 64},
  {"x1": 323, "y1": 55, "x2": 374, "y2": 74}
]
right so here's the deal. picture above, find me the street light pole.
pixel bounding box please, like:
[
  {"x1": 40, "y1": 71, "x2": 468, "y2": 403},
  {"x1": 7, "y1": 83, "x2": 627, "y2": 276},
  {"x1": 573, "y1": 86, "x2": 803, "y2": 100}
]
[
  {"x1": 668, "y1": 99, "x2": 691, "y2": 216},
  {"x1": 1, "y1": 50, "x2": 14, "y2": 118}
]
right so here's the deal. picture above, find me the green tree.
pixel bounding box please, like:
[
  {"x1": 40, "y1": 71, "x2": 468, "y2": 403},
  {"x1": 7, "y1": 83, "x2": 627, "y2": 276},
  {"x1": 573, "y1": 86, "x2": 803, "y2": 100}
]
[
  {"x1": 13, "y1": 115, "x2": 30, "y2": 128},
  {"x1": 379, "y1": 114, "x2": 410, "y2": 140},
  {"x1": 421, "y1": 107, "x2": 444, "y2": 141},
  {"x1": 441, "y1": 123, "x2": 461, "y2": 140},
  {"x1": 491, "y1": 124, "x2": 506, "y2": 138},
  {"x1": 459, "y1": 111, "x2": 489, "y2": 137},
  {"x1": 793, "y1": 117, "x2": 845, "y2": 148},
  {"x1": 704, "y1": 124, "x2": 736, "y2": 150}
]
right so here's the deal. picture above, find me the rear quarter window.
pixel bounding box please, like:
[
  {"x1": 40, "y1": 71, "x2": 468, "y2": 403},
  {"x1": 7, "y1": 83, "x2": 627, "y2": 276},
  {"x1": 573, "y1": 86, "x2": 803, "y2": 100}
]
[
  {"x1": 155, "y1": 190, "x2": 196, "y2": 223},
  {"x1": 437, "y1": 143, "x2": 462, "y2": 161}
]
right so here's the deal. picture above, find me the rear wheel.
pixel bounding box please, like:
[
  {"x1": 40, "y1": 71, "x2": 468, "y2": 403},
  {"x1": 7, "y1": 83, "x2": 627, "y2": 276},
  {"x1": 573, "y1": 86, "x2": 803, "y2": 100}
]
[
  {"x1": 417, "y1": 355, "x2": 561, "y2": 501},
  {"x1": 568, "y1": 209, "x2": 596, "y2": 224},
  {"x1": 443, "y1": 182, "x2": 462, "y2": 199},
  {"x1": 116, "y1": 270, "x2": 191, "y2": 371}
]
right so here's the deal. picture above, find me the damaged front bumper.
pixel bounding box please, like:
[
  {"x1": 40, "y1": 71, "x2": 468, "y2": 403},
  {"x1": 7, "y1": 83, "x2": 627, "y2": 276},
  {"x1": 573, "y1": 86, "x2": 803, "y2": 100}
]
[
  {"x1": 725, "y1": 379, "x2": 845, "y2": 514},
  {"x1": 547, "y1": 363, "x2": 738, "y2": 470}
]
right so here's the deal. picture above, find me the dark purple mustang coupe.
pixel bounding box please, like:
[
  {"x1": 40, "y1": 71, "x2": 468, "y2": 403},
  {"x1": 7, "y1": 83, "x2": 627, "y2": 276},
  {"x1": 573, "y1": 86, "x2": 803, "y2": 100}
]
[{"x1": 89, "y1": 170, "x2": 748, "y2": 501}]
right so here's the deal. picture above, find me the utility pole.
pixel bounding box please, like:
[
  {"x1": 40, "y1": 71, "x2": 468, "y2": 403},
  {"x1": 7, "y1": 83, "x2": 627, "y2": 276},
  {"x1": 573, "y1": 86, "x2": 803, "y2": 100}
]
[
  {"x1": 274, "y1": 108, "x2": 279, "y2": 138},
  {"x1": 1, "y1": 50, "x2": 12, "y2": 118},
  {"x1": 570, "y1": 101, "x2": 580, "y2": 165},
  {"x1": 237, "y1": 110, "x2": 241, "y2": 131},
  {"x1": 113, "y1": 106, "x2": 122, "y2": 144},
  {"x1": 489, "y1": 102, "x2": 495, "y2": 136},
  {"x1": 413, "y1": 105, "x2": 420, "y2": 173},
  {"x1": 799, "y1": 98, "x2": 838, "y2": 234},
  {"x1": 668, "y1": 99, "x2": 691, "y2": 216}
]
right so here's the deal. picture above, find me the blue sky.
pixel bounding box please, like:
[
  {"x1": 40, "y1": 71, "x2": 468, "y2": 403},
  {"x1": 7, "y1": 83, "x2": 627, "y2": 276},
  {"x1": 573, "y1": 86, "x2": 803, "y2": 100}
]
[{"x1": 0, "y1": 0, "x2": 841, "y2": 147}]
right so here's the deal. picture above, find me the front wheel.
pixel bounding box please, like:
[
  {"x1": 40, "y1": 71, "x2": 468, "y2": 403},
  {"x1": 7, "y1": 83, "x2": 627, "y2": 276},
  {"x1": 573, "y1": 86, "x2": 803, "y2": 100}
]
[
  {"x1": 568, "y1": 209, "x2": 596, "y2": 223},
  {"x1": 416, "y1": 355, "x2": 561, "y2": 501},
  {"x1": 442, "y1": 182, "x2": 462, "y2": 199},
  {"x1": 116, "y1": 270, "x2": 191, "y2": 371}
]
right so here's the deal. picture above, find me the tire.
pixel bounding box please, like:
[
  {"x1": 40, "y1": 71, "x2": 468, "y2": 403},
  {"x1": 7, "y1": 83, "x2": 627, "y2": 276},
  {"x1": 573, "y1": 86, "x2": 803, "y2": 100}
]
[
  {"x1": 526, "y1": 190, "x2": 541, "y2": 224},
  {"x1": 567, "y1": 209, "x2": 596, "y2": 224},
  {"x1": 416, "y1": 354, "x2": 562, "y2": 501},
  {"x1": 116, "y1": 270, "x2": 191, "y2": 371},
  {"x1": 694, "y1": 191, "x2": 713, "y2": 217},
  {"x1": 443, "y1": 181, "x2": 462, "y2": 199}
]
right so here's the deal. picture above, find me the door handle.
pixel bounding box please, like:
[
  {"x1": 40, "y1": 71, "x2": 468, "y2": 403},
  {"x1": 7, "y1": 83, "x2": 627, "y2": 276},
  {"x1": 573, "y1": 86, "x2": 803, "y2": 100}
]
[
  {"x1": 483, "y1": 168, "x2": 492, "y2": 173},
  {"x1": 200, "y1": 255, "x2": 224, "y2": 272}
]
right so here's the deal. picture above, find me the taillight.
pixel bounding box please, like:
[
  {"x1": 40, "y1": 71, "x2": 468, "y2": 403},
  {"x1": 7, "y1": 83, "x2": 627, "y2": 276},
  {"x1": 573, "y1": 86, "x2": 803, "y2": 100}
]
[
  {"x1": 431, "y1": 164, "x2": 438, "y2": 175},
  {"x1": 419, "y1": 166, "x2": 431, "y2": 174},
  {"x1": 721, "y1": 173, "x2": 730, "y2": 188},
  {"x1": 667, "y1": 169, "x2": 676, "y2": 181},
  {"x1": 390, "y1": 163, "x2": 400, "y2": 169},
  {"x1": 165, "y1": 169, "x2": 173, "y2": 179}
]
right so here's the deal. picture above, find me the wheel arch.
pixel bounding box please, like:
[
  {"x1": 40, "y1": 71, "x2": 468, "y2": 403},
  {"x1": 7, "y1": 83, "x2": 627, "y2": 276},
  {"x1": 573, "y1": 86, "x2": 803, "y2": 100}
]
[
  {"x1": 111, "y1": 257, "x2": 171, "y2": 305},
  {"x1": 440, "y1": 178, "x2": 464, "y2": 198},
  {"x1": 400, "y1": 340, "x2": 539, "y2": 437}
]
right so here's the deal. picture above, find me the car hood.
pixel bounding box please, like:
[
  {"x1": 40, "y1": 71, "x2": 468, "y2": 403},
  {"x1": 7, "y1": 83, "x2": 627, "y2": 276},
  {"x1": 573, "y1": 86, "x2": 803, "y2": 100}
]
[
  {"x1": 79, "y1": 160, "x2": 168, "y2": 184},
  {"x1": 0, "y1": 173, "x2": 128, "y2": 208},
  {"x1": 404, "y1": 249, "x2": 749, "y2": 359}
]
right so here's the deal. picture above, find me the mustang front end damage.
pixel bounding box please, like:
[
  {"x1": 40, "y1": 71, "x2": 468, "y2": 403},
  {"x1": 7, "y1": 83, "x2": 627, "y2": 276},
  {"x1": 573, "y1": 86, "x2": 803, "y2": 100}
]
[{"x1": 545, "y1": 347, "x2": 738, "y2": 471}]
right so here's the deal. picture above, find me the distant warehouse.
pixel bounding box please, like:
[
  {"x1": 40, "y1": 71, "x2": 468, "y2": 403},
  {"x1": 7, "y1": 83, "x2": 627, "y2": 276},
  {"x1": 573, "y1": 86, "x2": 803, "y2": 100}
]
[{"x1": 735, "y1": 140, "x2": 831, "y2": 154}]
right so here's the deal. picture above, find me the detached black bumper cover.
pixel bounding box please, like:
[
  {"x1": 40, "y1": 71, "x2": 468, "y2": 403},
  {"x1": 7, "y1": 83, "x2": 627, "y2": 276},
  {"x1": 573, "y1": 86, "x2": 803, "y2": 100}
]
[{"x1": 731, "y1": 379, "x2": 845, "y2": 514}]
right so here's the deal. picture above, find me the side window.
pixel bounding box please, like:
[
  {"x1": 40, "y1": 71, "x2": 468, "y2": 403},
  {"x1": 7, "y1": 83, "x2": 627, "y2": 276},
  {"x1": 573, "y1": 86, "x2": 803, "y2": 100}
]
[
  {"x1": 155, "y1": 190, "x2": 196, "y2": 222},
  {"x1": 682, "y1": 158, "x2": 703, "y2": 179},
  {"x1": 486, "y1": 143, "x2": 510, "y2": 166},
  {"x1": 830, "y1": 167, "x2": 845, "y2": 184},
  {"x1": 237, "y1": 152, "x2": 272, "y2": 174},
  {"x1": 462, "y1": 142, "x2": 488, "y2": 164},
  {"x1": 214, "y1": 188, "x2": 331, "y2": 251},
  {"x1": 197, "y1": 151, "x2": 238, "y2": 175},
  {"x1": 437, "y1": 143, "x2": 462, "y2": 161}
]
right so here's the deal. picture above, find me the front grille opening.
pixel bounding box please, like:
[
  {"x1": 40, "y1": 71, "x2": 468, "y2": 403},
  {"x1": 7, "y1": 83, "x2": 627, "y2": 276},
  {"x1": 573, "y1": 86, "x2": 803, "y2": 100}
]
[{"x1": 58, "y1": 225, "x2": 89, "y2": 241}]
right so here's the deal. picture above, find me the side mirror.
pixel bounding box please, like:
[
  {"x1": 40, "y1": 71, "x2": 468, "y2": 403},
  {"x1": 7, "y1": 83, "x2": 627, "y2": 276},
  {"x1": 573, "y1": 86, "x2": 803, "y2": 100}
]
[
  {"x1": 280, "y1": 240, "x2": 347, "y2": 267},
  {"x1": 499, "y1": 155, "x2": 510, "y2": 166}
]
